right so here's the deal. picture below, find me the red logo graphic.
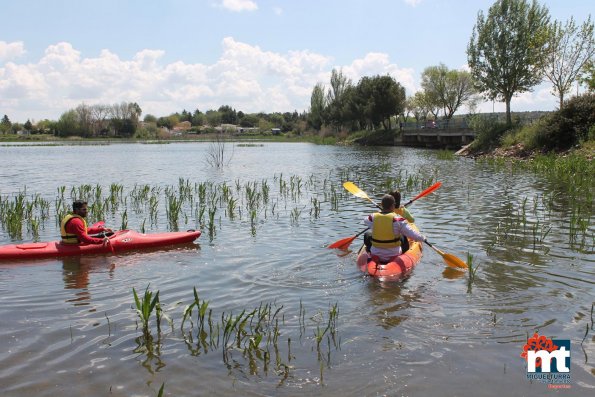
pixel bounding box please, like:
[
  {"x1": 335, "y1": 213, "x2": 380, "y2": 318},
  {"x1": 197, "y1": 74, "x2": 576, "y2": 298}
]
[{"x1": 520, "y1": 332, "x2": 558, "y2": 368}]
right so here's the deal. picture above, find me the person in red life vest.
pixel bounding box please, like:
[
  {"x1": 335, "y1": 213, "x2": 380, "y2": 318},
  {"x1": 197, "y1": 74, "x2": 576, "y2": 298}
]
[
  {"x1": 60, "y1": 200, "x2": 112, "y2": 246},
  {"x1": 363, "y1": 194, "x2": 426, "y2": 262}
]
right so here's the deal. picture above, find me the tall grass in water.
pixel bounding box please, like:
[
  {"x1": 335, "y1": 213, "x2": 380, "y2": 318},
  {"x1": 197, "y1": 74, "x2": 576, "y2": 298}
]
[
  {"x1": 466, "y1": 253, "x2": 479, "y2": 293},
  {"x1": 175, "y1": 288, "x2": 340, "y2": 381},
  {"x1": 133, "y1": 285, "x2": 162, "y2": 338}
]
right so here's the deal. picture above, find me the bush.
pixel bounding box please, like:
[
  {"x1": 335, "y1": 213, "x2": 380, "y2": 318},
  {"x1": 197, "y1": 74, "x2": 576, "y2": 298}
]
[
  {"x1": 468, "y1": 115, "x2": 512, "y2": 151},
  {"x1": 533, "y1": 93, "x2": 595, "y2": 150}
]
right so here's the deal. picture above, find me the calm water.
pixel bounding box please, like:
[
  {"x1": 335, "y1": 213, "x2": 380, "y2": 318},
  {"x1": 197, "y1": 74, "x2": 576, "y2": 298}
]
[{"x1": 0, "y1": 142, "x2": 593, "y2": 396}]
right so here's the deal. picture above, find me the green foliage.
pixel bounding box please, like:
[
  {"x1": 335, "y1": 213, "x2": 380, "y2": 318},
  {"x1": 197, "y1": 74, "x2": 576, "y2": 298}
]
[
  {"x1": 469, "y1": 115, "x2": 512, "y2": 151},
  {"x1": 355, "y1": 75, "x2": 406, "y2": 130},
  {"x1": 421, "y1": 64, "x2": 476, "y2": 119},
  {"x1": 308, "y1": 83, "x2": 325, "y2": 131},
  {"x1": 530, "y1": 92, "x2": 595, "y2": 150},
  {"x1": 544, "y1": 15, "x2": 595, "y2": 109},
  {"x1": 580, "y1": 59, "x2": 595, "y2": 91},
  {"x1": 467, "y1": 0, "x2": 551, "y2": 124},
  {"x1": 135, "y1": 123, "x2": 159, "y2": 139},
  {"x1": 133, "y1": 285, "x2": 161, "y2": 337}
]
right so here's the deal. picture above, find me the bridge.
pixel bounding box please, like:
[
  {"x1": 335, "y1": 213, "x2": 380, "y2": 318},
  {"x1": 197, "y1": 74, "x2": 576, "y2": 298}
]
[{"x1": 395, "y1": 120, "x2": 475, "y2": 149}]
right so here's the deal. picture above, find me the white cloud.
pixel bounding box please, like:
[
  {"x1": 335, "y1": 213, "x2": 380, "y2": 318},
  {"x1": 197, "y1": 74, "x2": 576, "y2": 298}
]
[
  {"x1": 0, "y1": 37, "x2": 560, "y2": 122},
  {"x1": 0, "y1": 41, "x2": 26, "y2": 62},
  {"x1": 403, "y1": 0, "x2": 422, "y2": 7},
  {"x1": 219, "y1": 0, "x2": 258, "y2": 12},
  {"x1": 341, "y1": 52, "x2": 417, "y2": 95}
]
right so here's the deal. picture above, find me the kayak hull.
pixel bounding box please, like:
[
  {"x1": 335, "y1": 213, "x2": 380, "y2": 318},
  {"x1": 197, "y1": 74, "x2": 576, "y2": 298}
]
[
  {"x1": 0, "y1": 229, "x2": 201, "y2": 261},
  {"x1": 356, "y1": 224, "x2": 423, "y2": 280}
]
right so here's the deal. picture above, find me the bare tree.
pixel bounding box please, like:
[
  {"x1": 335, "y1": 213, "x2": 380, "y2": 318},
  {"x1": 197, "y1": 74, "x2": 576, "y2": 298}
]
[
  {"x1": 544, "y1": 15, "x2": 595, "y2": 109},
  {"x1": 205, "y1": 133, "x2": 234, "y2": 168}
]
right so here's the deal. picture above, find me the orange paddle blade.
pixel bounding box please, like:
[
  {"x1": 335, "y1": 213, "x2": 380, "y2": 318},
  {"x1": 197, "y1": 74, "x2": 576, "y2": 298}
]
[
  {"x1": 404, "y1": 182, "x2": 442, "y2": 207},
  {"x1": 328, "y1": 235, "x2": 357, "y2": 249}
]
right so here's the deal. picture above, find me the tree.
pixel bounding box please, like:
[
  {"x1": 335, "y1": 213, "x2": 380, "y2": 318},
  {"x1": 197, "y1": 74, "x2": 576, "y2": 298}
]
[
  {"x1": 409, "y1": 92, "x2": 430, "y2": 123},
  {"x1": 324, "y1": 69, "x2": 352, "y2": 131},
  {"x1": 0, "y1": 115, "x2": 12, "y2": 134},
  {"x1": 467, "y1": 0, "x2": 551, "y2": 125},
  {"x1": 218, "y1": 105, "x2": 237, "y2": 124},
  {"x1": 24, "y1": 119, "x2": 33, "y2": 132},
  {"x1": 308, "y1": 83, "x2": 325, "y2": 131},
  {"x1": 544, "y1": 15, "x2": 595, "y2": 109},
  {"x1": 144, "y1": 114, "x2": 157, "y2": 123},
  {"x1": 55, "y1": 110, "x2": 82, "y2": 137},
  {"x1": 205, "y1": 110, "x2": 222, "y2": 127},
  {"x1": 355, "y1": 75, "x2": 406, "y2": 130},
  {"x1": 421, "y1": 64, "x2": 477, "y2": 120},
  {"x1": 580, "y1": 60, "x2": 595, "y2": 91}
]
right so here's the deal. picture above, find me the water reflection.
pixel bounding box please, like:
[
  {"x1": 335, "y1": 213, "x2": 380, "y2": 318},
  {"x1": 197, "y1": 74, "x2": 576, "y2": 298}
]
[
  {"x1": 62, "y1": 255, "x2": 115, "y2": 305},
  {"x1": 442, "y1": 267, "x2": 466, "y2": 280},
  {"x1": 364, "y1": 281, "x2": 422, "y2": 330}
]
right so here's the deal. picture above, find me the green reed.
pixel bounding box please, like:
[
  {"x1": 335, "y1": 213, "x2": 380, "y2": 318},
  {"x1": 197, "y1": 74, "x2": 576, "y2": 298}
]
[
  {"x1": 133, "y1": 285, "x2": 162, "y2": 338},
  {"x1": 466, "y1": 253, "x2": 479, "y2": 293},
  {"x1": 173, "y1": 288, "x2": 340, "y2": 381}
]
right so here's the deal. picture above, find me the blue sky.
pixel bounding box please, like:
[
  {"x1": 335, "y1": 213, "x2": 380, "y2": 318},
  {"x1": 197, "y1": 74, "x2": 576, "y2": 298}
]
[{"x1": 0, "y1": 0, "x2": 593, "y2": 122}]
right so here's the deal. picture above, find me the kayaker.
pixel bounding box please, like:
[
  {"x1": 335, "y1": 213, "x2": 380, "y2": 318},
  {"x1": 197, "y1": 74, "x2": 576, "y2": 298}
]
[
  {"x1": 389, "y1": 190, "x2": 414, "y2": 223},
  {"x1": 60, "y1": 200, "x2": 112, "y2": 246},
  {"x1": 388, "y1": 190, "x2": 414, "y2": 252},
  {"x1": 363, "y1": 194, "x2": 426, "y2": 262}
]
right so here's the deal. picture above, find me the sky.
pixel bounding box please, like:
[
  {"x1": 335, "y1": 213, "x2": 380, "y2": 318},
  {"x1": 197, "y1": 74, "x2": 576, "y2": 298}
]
[{"x1": 0, "y1": 0, "x2": 593, "y2": 123}]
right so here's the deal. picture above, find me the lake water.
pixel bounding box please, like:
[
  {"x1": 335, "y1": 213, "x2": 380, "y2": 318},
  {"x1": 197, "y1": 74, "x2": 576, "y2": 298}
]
[{"x1": 0, "y1": 142, "x2": 593, "y2": 396}]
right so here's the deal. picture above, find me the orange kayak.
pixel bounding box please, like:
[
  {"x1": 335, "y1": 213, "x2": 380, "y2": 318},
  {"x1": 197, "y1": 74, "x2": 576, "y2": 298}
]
[
  {"x1": 0, "y1": 229, "x2": 201, "y2": 261},
  {"x1": 356, "y1": 223, "x2": 423, "y2": 280}
]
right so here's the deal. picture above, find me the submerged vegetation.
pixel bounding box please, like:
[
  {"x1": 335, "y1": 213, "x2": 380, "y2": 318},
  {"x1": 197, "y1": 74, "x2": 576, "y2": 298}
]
[
  {"x1": 0, "y1": 170, "x2": 438, "y2": 242},
  {"x1": 134, "y1": 286, "x2": 340, "y2": 383}
]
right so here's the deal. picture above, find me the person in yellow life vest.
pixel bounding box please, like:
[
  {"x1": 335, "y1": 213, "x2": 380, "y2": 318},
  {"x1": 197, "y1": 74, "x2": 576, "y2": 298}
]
[
  {"x1": 60, "y1": 200, "x2": 112, "y2": 246},
  {"x1": 363, "y1": 195, "x2": 426, "y2": 262},
  {"x1": 389, "y1": 190, "x2": 414, "y2": 223}
]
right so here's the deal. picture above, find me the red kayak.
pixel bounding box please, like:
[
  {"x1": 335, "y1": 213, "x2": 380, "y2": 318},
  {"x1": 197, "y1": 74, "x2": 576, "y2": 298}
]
[
  {"x1": 0, "y1": 229, "x2": 201, "y2": 261},
  {"x1": 356, "y1": 223, "x2": 423, "y2": 280}
]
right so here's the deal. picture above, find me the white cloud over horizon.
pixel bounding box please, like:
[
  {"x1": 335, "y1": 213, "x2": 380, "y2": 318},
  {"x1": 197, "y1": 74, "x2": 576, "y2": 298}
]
[
  {"x1": 0, "y1": 38, "x2": 420, "y2": 122},
  {"x1": 218, "y1": 0, "x2": 258, "y2": 12},
  {"x1": 0, "y1": 41, "x2": 26, "y2": 62},
  {"x1": 0, "y1": 38, "x2": 567, "y2": 123}
]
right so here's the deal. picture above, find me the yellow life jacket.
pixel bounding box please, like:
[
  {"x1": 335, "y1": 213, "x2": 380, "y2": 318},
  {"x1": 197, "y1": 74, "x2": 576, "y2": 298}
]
[
  {"x1": 371, "y1": 212, "x2": 401, "y2": 248},
  {"x1": 60, "y1": 214, "x2": 87, "y2": 244},
  {"x1": 395, "y1": 207, "x2": 414, "y2": 223}
]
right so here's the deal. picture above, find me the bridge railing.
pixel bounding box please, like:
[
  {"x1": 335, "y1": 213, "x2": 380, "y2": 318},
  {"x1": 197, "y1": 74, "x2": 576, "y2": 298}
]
[{"x1": 401, "y1": 119, "x2": 470, "y2": 130}]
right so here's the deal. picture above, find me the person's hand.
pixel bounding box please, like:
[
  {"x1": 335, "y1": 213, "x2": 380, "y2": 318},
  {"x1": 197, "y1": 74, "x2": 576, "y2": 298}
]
[{"x1": 102, "y1": 236, "x2": 110, "y2": 246}]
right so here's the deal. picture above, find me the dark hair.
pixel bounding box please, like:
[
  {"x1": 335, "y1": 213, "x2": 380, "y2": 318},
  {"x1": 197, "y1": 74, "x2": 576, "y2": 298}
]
[
  {"x1": 381, "y1": 194, "x2": 396, "y2": 210},
  {"x1": 73, "y1": 200, "x2": 87, "y2": 210},
  {"x1": 389, "y1": 190, "x2": 401, "y2": 207}
]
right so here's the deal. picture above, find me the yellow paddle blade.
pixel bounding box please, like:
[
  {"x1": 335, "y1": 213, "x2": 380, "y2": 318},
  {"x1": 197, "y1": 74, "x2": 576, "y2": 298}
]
[
  {"x1": 343, "y1": 182, "x2": 369, "y2": 199},
  {"x1": 443, "y1": 253, "x2": 468, "y2": 269}
]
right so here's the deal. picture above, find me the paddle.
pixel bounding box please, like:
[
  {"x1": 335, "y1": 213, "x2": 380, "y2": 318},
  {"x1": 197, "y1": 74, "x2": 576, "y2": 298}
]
[
  {"x1": 402, "y1": 182, "x2": 442, "y2": 207},
  {"x1": 343, "y1": 182, "x2": 381, "y2": 209},
  {"x1": 424, "y1": 240, "x2": 468, "y2": 269},
  {"x1": 328, "y1": 228, "x2": 367, "y2": 250},
  {"x1": 329, "y1": 182, "x2": 441, "y2": 250}
]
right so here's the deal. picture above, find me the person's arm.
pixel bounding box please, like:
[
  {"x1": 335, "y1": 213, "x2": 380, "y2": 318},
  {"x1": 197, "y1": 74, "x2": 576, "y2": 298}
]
[
  {"x1": 87, "y1": 225, "x2": 111, "y2": 234},
  {"x1": 67, "y1": 218, "x2": 105, "y2": 245},
  {"x1": 395, "y1": 220, "x2": 425, "y2": 242},
  {"x1": 363, "y1": 214, "x2": 374, "y2": 229},
  {"x1": 395, "y1": 207, "x2": 414, "y2": 223}
]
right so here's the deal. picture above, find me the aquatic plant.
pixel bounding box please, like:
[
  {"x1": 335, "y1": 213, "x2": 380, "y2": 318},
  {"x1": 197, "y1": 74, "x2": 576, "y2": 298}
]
[
  {"x1": 133, "y1": 285, "x2": 162, "y2": 338},
  {"x1": 466, "y1": 253, "x2": 480, "y2": 293}
]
